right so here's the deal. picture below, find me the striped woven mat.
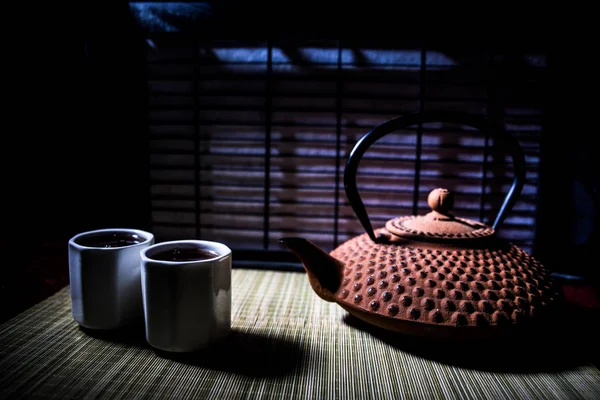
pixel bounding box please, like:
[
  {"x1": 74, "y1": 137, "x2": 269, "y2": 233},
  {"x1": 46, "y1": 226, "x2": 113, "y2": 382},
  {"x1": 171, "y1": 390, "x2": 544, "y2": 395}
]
[{"x1": 1, "y1": 269, "x2": 599, "y2": 399}]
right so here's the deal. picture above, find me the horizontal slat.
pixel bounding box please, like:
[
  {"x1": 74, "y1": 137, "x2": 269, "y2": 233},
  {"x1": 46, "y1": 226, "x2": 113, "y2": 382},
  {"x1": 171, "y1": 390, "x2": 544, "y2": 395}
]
[
  {"x1": 149, "y1": 103, "x2": 515, "y2": 115},
  {"x1": 149, "y1": 165, "x2": 540, "y2": 185},
  {"x1": 147, "y1": 128, "x2": 542, "y2": 154},
  {"x1": 145, "y1": 90, "x2": 541, "y2": 109},
  {"x1": 147, "y1": 147, "x2": 540, "y2": 164},
  {"x1": 149, "y1": 139, "x2": 541, "y2": 156},
  {"x1": 147, "y1": 118, "x2": 543, "y2": 134},
  {"x1": 148, "y1": 173, "x2": 540, "y2": 196},
  {"x1": 150, "y1": 203, "x2": 538, "y2": 222},
  {"x1": 148, "y1": 155, "x2": 540, "y2": 173},
  {"x1": 149, "y1": 191, "x2": 539, "y2": 212},
  {"x1": 148, "y1": 123, "x2": 542, "y2": 140},
  {"x1": 150, "y1": 217, "x2": 536, "y2": 242},
  {"x1": 147, "y1": 66, "x2": 544, "y2": 85},
  {"x1": 146, "y1": 91, "x2": 546, "y2": 115}
]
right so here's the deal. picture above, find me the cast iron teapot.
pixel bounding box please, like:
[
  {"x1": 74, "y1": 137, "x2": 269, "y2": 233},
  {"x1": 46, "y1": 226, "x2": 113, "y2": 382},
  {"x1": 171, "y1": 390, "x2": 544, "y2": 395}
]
[{"x1": 280, "y1": 111, "x2": 561, "y2": 339}]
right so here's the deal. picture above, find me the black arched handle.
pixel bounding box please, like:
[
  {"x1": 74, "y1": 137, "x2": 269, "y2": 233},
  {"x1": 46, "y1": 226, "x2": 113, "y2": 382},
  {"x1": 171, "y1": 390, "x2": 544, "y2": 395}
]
[{"x1": 344, "y1": 110, "x2": 526, "y2": 243}]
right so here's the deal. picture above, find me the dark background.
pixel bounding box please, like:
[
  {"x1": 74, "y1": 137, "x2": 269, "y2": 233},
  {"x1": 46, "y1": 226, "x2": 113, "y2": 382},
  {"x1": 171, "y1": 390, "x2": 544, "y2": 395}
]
[{"x1": 1, "y1": 4, "x2": 597, "y2": 322}]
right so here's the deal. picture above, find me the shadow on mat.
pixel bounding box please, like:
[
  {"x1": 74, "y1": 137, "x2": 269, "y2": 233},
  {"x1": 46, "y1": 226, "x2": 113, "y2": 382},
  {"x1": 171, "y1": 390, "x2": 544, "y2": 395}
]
[
  {"x1": 153, "y1": 328, "x2": 307, "y2": 377},
  {"x1": 81, "y1": 325, "x2": 307, "y2": 377},
  {"x1": 342, "y1": 303, "x2": 599, "y2": 373}
]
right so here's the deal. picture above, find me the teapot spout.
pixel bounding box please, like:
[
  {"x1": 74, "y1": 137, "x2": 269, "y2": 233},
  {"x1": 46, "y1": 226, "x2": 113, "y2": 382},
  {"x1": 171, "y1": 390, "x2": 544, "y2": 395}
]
[{"x1": 279, "y1": 237, "x2": 345, "y2": 302}]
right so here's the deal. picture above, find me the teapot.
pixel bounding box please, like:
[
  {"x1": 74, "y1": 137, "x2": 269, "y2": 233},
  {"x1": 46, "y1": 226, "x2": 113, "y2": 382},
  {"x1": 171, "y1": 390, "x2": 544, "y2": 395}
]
[{"x1": 280, "y1": 111, "x2": 561, "y2": 339}]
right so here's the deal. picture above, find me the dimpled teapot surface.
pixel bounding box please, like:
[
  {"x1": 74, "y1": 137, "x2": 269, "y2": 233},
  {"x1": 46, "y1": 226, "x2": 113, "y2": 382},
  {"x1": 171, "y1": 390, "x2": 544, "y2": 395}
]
[
  {"x1": 330, "y1": 194, "x2": 558, "y2": 331},
  {"x1": 280, "y1": 111, "x2": 562, "y2": 339}
]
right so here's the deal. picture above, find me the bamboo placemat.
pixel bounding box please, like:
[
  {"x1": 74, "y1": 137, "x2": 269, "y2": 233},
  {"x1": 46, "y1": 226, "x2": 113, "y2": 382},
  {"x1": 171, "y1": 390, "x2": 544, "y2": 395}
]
[{"x1": 1, "y1": 269, "x2": 599, "y2": 399}]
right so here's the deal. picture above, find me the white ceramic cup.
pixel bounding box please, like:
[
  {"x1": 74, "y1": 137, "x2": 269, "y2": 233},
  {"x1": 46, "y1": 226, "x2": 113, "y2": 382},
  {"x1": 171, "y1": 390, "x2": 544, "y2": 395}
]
[
  {"x1": 68, "y1": 228, "x2": 155, "y2": 330},
  {"x1": 140, "y1": 240, "x2": 232, "y2": 353}
]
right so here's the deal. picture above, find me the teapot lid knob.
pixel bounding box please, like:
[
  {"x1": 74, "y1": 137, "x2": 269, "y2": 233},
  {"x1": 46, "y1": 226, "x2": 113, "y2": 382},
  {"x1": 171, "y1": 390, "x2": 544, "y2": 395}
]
[{"x1": 427, "y1": 188, "x2": 454, "y2": 215}]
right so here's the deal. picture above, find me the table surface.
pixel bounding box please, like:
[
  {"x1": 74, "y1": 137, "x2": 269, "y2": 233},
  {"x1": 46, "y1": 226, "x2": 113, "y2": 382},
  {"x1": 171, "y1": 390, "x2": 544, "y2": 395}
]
[{"x1": 1, "y1": 269, "x2": 599, "y2": 400}]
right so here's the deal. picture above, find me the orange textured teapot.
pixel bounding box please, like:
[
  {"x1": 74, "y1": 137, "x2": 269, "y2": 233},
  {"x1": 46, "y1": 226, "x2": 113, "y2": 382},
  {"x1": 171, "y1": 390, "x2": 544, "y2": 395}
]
[{"x1": 280, "y1": 111, "x2": 561, "y2": 339}]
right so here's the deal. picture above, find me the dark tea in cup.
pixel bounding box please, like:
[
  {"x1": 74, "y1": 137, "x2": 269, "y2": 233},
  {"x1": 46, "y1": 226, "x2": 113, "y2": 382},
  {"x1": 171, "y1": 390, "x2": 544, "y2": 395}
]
[
  {"x1": 74, "y1": 232, "x2": 146, "y2": 248},
  {"x1": 149, "y1": 247, "x2": 220, "y2": 262}
]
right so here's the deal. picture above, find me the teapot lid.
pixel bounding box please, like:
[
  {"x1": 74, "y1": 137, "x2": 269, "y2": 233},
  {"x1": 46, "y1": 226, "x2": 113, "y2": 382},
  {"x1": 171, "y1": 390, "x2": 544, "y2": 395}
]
[{"x1": 385, "y1": 188, "x2": 495, "y2": 241}]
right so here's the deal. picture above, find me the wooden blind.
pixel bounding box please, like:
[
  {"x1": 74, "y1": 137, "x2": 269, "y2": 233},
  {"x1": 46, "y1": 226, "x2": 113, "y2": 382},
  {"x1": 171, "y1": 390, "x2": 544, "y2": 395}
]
[{"x1": 147, "y1": 40, "x2": 545, "y2": 263}]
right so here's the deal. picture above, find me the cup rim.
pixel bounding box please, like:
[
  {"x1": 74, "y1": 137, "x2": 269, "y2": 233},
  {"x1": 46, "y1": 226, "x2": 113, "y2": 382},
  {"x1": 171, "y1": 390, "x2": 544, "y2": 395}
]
[
  {"x1": 69, "y1": 228, "x2": 155, "y2": 251},
  {"x1": 141, "y1": 240, "x2": 232, "y2": 265}
]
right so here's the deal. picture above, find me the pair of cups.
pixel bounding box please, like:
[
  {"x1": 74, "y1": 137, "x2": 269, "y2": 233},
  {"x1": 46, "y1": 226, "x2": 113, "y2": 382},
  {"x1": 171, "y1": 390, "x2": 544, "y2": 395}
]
[{"x1": 68, "y1": 228, "x2": 232, "y2": 353}]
